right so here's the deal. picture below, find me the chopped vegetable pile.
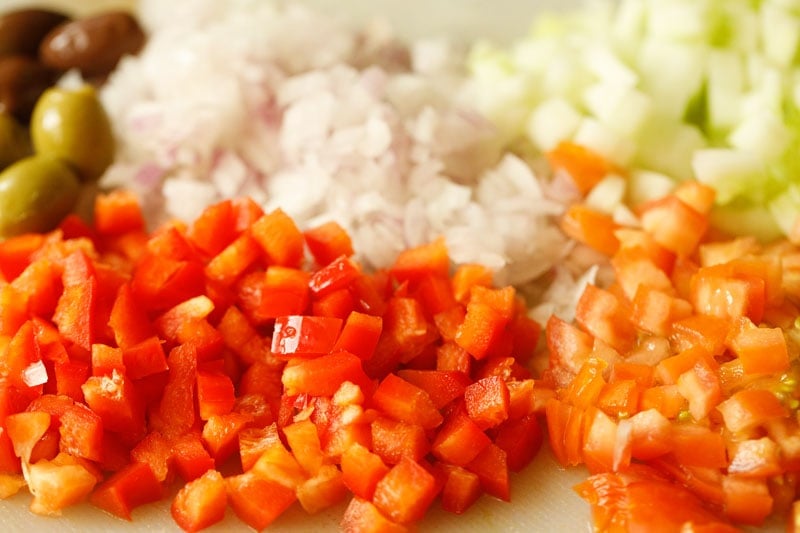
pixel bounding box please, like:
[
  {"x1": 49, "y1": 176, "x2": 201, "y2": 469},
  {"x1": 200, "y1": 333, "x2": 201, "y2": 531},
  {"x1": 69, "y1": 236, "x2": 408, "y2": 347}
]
[
  {"x1": 547, "y1": 166, "x2": 800, "y2": 530},
  {"x1": 0, "y1": 190, "x2": 543, "y2": 531},
  {"x1": 467, "y1": 0, "x2": 800, "y2": 243}
]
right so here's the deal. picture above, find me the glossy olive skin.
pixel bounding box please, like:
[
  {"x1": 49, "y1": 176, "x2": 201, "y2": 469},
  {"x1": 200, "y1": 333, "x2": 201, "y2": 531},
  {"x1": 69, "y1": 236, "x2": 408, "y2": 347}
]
[
  {"x1": 30, "y1": 84, "x2": 115, "y2": 182},
  {"x1": 39, "y1": 11, "x2": 145, "y2": 78},
  {"x1": 0, "y1": 112, "x2": 31, "y2": 170},
  {"x1": 0, "y1": 155, "x2": 80, "y2": 238},
  {"x1": 0, "y1": 8, "x2": 70, "y2": 58},
  {"x1": 0, "y1": 55, "x2": 58, "y2": 123}
]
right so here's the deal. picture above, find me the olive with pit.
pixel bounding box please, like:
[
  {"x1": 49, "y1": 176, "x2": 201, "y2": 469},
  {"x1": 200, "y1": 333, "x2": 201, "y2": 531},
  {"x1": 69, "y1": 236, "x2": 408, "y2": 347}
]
[
  {"x1": 0, "y1": 55, "x2": 58, "y2": 123},
  {"x1": 30, "y1": 84, "x2": 115, "y2": 182},
  {"x1": 0, "y1": 112, "x2": 31, "y2": 170},
  {"x1": 0, "y1": 155, "x2": 80, "y2": 238},
  {"x1": 0, "y1": 8, "x2": 69, "y2": 58},
  {"x1": 39, "y1": 11, "x2": 145, "y2": 79}
]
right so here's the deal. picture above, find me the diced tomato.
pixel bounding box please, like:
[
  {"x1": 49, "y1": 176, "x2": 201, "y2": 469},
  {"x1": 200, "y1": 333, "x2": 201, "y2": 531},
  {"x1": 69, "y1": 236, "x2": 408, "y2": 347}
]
[
  {"x1": 640, "y1": 195, "x2": 708, "y2": 257},
  {"x1": 716, "y1": 389, "x2": 789, "y2": 434},
  {"x1": 575, "y1": 466, "x2": 738, "y2": 532},
  {"x1": 561, "y1": 204, "x2": 620, "y2": 256}
]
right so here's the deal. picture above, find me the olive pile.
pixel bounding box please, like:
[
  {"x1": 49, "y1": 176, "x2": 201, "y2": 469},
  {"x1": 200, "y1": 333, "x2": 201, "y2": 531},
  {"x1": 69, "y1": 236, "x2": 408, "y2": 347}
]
[{"x1": 0, "y1": 7, "x2": 145, "y2": 238}]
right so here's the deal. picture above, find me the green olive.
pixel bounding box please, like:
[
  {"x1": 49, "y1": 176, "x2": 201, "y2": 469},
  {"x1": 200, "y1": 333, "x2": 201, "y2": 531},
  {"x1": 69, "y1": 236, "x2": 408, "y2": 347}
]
[
  {"x1": 30, "y1": 84, "x2": 114, "y2": 182},
  {"x1": 0, "y1": 154, "x2": 80, "y2": 238},
  {"x1": 0, "y1": 111, "x2": 31, "y2": 170}
]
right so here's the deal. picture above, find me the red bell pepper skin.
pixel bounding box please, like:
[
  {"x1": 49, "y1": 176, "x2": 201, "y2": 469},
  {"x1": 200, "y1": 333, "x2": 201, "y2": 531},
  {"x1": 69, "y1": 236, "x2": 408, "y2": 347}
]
[
  {"x1": 90, "y1": 461, "x2": 163, "y2": 520},
  {"x1": 250, "y1": 209, "x2": 305, "y2": 268},
  {"x1": 150, "y1": 344, "x2": 198, "y2": 439},
  {"x1": 341, "y1": 443, "x2": 390, "y2": 500},
  {"x1": 171, "y1": 469, "x2": 227, "y2": 533},
  {"x1": 372, "y1": 457, "x2": 439, "y2": 524},
  {"x1": 272, "y1": 315, "x2": 343, "y2": 357},
  {"x1": 171, "y1": 432, "x2": 216, "y2": 482},
  {"x1": 309, "y1": 256, "x2": 362, "y2": 297},
  {"x1": 226, "y1": 472, "x2": 297, "y2": 530},
  {"x1": 304, "y1": 221, "x2": 354, "y2": 267},
  {"x1": 333, "y1": 311, "x2": 382, "y2": 360},
  {"x1": 282, "y1": 351, "x2": 372, "y2": 397},
  {"x1": 370, "y1": 374, "x2": 443, "y2": 430}
]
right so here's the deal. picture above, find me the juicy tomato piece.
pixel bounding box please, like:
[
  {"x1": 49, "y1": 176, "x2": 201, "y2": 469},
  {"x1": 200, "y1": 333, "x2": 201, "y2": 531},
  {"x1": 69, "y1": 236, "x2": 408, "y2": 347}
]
[
  {"x1": 575, "y1": 465, "x2": 738, "y2": 532},
  {"x1": 561, "y1": 204, "x2": 620, "y2": 257}
]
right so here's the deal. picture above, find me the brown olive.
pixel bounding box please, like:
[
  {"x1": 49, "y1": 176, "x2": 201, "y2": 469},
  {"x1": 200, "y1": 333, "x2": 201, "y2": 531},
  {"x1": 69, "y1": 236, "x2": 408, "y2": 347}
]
[
  {"x1": 0, "y1": 8, "x2": 69, "y2": 58},
  {"x1": 0, "y1": 55, "x2": 58, "y2": 123},
  {"x1": 39, "y1": 11, "x2": 145, "y2": 79}
]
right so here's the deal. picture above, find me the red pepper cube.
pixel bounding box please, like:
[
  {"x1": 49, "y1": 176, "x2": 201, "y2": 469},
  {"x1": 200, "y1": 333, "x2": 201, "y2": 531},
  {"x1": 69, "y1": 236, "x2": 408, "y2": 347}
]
[
  {"x1": 82, "y1": 370, "x2": 145, "y2": 437},
  {"x1": 90, "y1": 461, "x2": 163, "y2": 520},
  {"x1": 389, "y1": 237, "x2": 450, "y2": 286},
  {"x1": 122, "y1": 336, "x2": 169, "y2": 380},
  {"x1": 109, "y1": 284, "x2": 156, "y2": 349},
  {"x1": 5, "y1": 411, "x2": 51, "y2": 463},
  {"x1": 454, "y1": 300, "x2": 507, "y2": 361},
  {"x1": 431, "y1": 410, "x2": 490, "y2": 466},
  {"x1": 373, "y1": 457, "x2": 438, "y2": 524},
  {"x1": 171, "y1": 432, "x2": 216, "y2": 482},
  {"x1": 53, "y1": 359, "x2": 90, "y2": 402},
  {"x1": 26, "y1": 394, "x2": 104, "y2": 463},
  {"x1": 436, "y1": 341, "x2": 471, "y2": 374},
  {"x1": 150, "y1": 344, "x2": 198, "y2": 439},
  {"x1": 238, "y1": 425, "x2": 280, "y2": 473},
  {"x1": 197, "y1": 370, "x2": 236, "y2": 420},
  {"x1": 217, "y1": 305, "x2": 270, "y2": 365},
  {"x1": 440, "y1": 464, "x2": 482, "y2": 515},
  {"x1": 726, "y1": 318, "x2": 790, "y2": 375},
  {"x1": 131, "y1": 253, "x2": 205, "y2": 313},
  {"x1": 171, "y1": 469, "x2": 227, "y2": 533},
  {"x1": 311, "y1": 287, "x2": 356, "y2": 319},
  {"x1": 202, "y1": 412, "x2": 254, "y2": 464},
  {"x1": 371, "y1": 374, "x2": 443, "y2": 430},
  {"x1": 0, "y1": 232, "x2": 45, "y2": 281},
  {"x1": 53, "y1": 277, "x2": 97, "y2": 353},
  {"x1": 304, "y1": 221, "x2": 354, "y2": 266},
  {"x1": 466, "y1": 443, "x2": 510, "y2": 501},
  {"x1": 11, "y1": 258, "x2": 61, "y2": 318},
  {"x1": 412, "y1": 274, "x2": 458, "y2": 317},
  {"x1": 236, "y1": 267, "x2": 310, "y2": 325},
  {"x1": 250, "y1": 208, "x2": 305, "y2": 268},
  {"x1": 186, "y1": 199, "x2": 237, "y2": 257},
  {"x1": 371, "y1": 416, "x2": 429, "y2": 465},
  {"x1": 155, "y1": 295, "x2": 215, "y2": 341},
  {"x1": 0, "y1": 285, "x2": 28, "y2": 337},
  {"x1": 333, "y1": 311, "x2": 382, "y2": 360},
  {"x1": 309, "y1": 255, "x2": 362, "y2": 297},
  {"x1": 494, "y1": 413, "x2": 544, "y2": 472},
  {"x1": 296, "y1": 464, "x2": 348, "y2": 514},
  {"x1": 90, "y1": 343, "x2": 125, "y2": 377},
  {"x1": 281, "y1": 351, "x2": 371, "y2": 397},
  {"x1": 283, "y1": 418, "x2": 325, "y2": 477},
  {"x1": 94, "y1": 190, "x2": 145, "y2": 236},
  {"x1": 341, "y1": 497, "x2": 408, "y2": 533},
  {"x1": 396, "y1": 369, "x2": 471, "y2": 410},
  {"x1": 464, "y1": 375, "x2": 510, "y2": 430},
  {"x1": 341, "y1": 442, "x2": 390, "y2": 500},
  {"x1": 272, "y1": 315, "x2": 343, "y2": 357},
  {"x1": 204, "y1": 232, "x2": 262, "y2": 287}
]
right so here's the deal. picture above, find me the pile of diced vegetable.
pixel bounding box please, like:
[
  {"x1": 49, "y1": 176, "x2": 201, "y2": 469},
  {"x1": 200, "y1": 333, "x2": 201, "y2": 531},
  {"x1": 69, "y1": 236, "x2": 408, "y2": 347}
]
[{"x1": 0, "y1": 0, "x2": 799, "y2": 531}]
